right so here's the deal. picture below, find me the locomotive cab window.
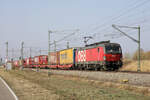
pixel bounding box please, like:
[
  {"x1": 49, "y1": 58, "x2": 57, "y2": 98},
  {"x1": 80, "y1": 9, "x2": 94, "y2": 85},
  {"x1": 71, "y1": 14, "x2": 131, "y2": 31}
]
[{"x1": 105, "y1": 45, "x2": 121, "y2": 54}]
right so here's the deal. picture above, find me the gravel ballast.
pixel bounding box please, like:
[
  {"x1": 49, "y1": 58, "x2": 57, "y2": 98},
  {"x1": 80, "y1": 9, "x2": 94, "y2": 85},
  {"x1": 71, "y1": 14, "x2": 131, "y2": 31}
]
[{"x1": 45, "y1": 70, "x2": 150, "y2": 87}]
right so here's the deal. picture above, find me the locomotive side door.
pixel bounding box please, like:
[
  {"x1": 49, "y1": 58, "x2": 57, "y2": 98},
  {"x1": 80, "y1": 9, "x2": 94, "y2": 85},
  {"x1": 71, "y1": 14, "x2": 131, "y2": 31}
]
[
  {"x1": 97, "y1": 47, "x2": 100, "y2": 61},
  {"x1": 99, "y1": 47, "x2": 104, "y2": 61}
]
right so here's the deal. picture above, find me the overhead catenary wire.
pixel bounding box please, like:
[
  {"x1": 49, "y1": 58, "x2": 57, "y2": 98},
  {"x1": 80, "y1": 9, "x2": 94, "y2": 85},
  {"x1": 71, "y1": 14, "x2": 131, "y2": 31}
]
[
  {"x1": 52, "y1": 31, "x2": 79, "y2": 44},
  {"x1": 104, "y1": 15, "x2": 150, "y2": 39},
  {"x1": 89, "y1": 0, "x2": 150, "y2": 33},
  {"x1": 3, "y1": 1, "x2": 150, "y2": 59},
  {"x1": 82, "y1": 0, "x2": 150, "y2": 42},
  {"x1": 91, "y1": 14, "x2": 150, "y2": 41},
  {"x1": 83, "y1": 0, "x2": 141, "y2": 32},
  {"x1": 80, "y1": 0, "x2": 149, "y2": 42}
]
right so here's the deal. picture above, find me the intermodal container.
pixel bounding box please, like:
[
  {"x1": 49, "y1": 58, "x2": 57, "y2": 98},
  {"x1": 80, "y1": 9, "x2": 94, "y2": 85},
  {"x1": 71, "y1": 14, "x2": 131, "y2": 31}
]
[
  {"x1": 33, "y1": 55, "x2": 48, "y2": 68},
  {"x1": 13, "y1": 60, "x2": 19, "y2": 67},
  {"x1": 48, "y1": 52, "x2": 60, "y2": 65},
  {"x1": 39, "y1": 55, "x2": 48, "y2": 65},
  {"x1": 25, "y1": 57, "x2": 33, "y2": 67},
  {"x1": 59, "y1": 48, "x2": 74, "y2": 65},
  {"x1": 34, "y1": 56, "x2": 40, "y2": 65}
]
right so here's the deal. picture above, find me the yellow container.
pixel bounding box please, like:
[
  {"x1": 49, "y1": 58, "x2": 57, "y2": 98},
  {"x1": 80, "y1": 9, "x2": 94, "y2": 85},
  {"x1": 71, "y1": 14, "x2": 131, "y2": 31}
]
[{"x1": 60, "y1": 48, "x2": 74, "y2": 65}]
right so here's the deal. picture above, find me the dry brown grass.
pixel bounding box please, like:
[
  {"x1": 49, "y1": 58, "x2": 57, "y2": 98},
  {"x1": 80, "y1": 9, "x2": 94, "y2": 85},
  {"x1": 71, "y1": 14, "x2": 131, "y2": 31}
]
[
  {"x1": 120, "y1": 60, "x2": 150, "y2": 72},
  {"x1": 0, "y1": 68, "x2": 150, "y2": 100},
  {"x1": 0, "y1": 68, "x2": 59, "y2": 100},
  {"x1": 75, "y1": 78, "x2": 150, "y2": 96}
]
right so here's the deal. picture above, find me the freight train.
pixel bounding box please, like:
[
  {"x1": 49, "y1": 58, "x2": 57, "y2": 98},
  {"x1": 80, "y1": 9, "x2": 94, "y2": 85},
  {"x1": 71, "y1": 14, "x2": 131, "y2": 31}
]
[{"x1": 13, "y1": 41, "x2": 123, "y2": 71}]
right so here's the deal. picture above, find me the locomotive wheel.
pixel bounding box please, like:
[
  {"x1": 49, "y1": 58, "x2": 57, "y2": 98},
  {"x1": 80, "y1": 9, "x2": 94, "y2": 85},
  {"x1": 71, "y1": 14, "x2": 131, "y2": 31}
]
[
  {"x1": 113, "y1": 66, "x2": 119, "y2": 71},
  {"x1": 94, "y1": 68, "x2": 99, "y2": 71},
  {"x1": 102, "y1": 66, "x2": 107, "y2": 71}
]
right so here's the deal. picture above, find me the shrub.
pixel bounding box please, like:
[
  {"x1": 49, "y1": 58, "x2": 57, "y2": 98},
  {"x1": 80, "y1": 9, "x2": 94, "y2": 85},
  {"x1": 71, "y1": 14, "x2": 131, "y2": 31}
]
[{"x1": 132, "y1": 49, "x2": 150, "y2": 60}]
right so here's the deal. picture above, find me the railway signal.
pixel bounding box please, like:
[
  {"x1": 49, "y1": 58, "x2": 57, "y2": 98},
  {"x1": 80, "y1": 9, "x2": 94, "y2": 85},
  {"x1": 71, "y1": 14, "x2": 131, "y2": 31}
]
[{"x1": 112, "y1": 24, "x2": 141, "y2": 72}]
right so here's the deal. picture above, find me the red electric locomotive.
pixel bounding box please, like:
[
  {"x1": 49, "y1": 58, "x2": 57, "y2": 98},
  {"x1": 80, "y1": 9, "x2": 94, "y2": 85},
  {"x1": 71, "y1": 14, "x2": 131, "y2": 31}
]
[{"x1": 75, "y1": 41, "x2": 122, "y2": 70}]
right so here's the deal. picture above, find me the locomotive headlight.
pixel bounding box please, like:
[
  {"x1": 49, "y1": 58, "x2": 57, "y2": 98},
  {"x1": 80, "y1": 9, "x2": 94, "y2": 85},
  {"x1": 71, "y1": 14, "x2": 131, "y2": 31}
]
[{"x1": 103, "y1": 56, "x2": 106, "y2": 60}]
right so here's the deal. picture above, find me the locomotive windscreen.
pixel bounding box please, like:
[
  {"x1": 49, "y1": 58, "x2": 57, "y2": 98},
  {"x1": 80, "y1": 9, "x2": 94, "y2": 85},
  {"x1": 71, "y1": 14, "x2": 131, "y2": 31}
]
[{"x1": 105, "y1": 44, "x2": 122, "y2": 54}]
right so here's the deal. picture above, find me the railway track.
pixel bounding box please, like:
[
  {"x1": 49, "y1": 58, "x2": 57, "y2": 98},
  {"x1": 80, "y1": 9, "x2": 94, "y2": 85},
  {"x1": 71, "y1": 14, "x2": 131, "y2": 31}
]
[
  {"x1": 28, "y1": 67, "x2": 150, "y2": 75},
  {"x1": 116, "y1": 70, "x2": 150, "y2": 74},
  {"x1": 29, "y1": 68, "x2": 150, "y2": 87},
  {"x1": 34, "y1": 68, "x2": 150, "y2": 75}
]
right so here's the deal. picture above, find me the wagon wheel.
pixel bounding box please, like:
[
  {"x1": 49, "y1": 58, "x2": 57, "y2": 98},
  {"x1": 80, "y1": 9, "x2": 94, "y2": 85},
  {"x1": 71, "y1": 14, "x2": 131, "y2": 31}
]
[{"x1": 79, "y1": 67, "x2": 83, "y2": 70}]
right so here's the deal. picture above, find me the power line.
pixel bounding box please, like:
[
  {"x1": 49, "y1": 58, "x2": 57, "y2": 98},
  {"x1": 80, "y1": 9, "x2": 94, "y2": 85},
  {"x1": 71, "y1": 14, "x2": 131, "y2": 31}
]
[
  {"x1": 91, "y1": 13, "x2": 150, "y2": 41},
  {"x1": 86, "y1": 0, "x2": 150, "y2": 39},
  {"x1": 109, "y1": 0, "x2": 150, "y2": 24},
  {"x1": 50, "y1": 30, "x2": 79, "y2": 48},
  {"x1": 115, "y1": 0, "x2": 148, "y2": 24},
  {"x1": 83, "y1": 0, "x2": 140, "y2": 31}
]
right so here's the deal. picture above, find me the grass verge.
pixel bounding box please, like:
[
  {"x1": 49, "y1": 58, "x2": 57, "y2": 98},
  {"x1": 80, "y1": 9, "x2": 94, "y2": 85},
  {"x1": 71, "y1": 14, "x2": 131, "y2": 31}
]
[
  {"x1": 0, "y1": 68, "x2": 150, "y2": 100},
  {"x1": 120, "y1": 60, "x2": 150, "y2": 72}
]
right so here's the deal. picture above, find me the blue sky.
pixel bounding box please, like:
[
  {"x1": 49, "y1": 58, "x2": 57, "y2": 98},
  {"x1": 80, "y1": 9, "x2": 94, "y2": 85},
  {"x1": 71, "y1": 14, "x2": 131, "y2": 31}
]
[{"x1": 0, "y1": 0, "x2": 150, "y2": 59}]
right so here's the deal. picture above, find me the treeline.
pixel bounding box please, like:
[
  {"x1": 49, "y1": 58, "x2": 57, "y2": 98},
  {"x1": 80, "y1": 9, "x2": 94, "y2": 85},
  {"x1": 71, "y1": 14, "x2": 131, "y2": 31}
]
[{"x1": 124, "y1": 49, "x2": 150, "y2": 60}]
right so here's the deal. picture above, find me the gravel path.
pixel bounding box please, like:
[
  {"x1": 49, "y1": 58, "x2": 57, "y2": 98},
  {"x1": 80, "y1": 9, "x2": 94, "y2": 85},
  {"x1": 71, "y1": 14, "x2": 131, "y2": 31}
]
[{"x1": 42, "y1": 70, "x2": 150, "y2": 87}]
